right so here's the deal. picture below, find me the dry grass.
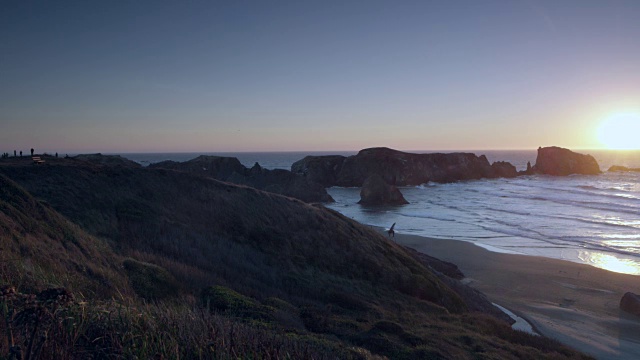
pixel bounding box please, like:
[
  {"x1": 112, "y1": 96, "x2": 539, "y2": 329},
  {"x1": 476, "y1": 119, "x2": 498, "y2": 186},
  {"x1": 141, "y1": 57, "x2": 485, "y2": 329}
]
[{"x1": 0, "y1": 159, "x2": 594, "y2": 359}]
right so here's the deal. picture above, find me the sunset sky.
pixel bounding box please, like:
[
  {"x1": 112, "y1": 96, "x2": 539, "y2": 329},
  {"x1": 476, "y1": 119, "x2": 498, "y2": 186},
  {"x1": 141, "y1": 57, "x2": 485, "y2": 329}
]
[{"x1": 2, "y1": 1, "x2": 639, "y2": 153}]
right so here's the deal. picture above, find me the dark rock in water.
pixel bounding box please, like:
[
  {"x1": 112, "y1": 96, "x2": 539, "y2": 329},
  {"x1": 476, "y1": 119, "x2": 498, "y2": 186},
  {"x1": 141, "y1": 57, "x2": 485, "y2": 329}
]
[
  {"x1": 149, "y1": 155, "x2": 245, "y2": 180},
  {"x1": 294, "y1": 147, "x2": 513, "y2": 187},
  {"x1": 291, "y1": 155, "x2": 347, "y2": 187},
  {"x1": 73, "y1": 153, "x2": 141, "y2": 168},
  {"x1": 491, "y1": 161, "x2": 518, "y2": 178},
  {"x1": 609, "y1": 165, "x2": 640, "y2": 172},
  {"x1": 532, "y1": 146, "x2": 600, "y2": 176},
  {"x1": 620, "y1": 292, "x2": 640, "y2": 317},
  {"x1": 358, "y1": 174, "x2": 408, "y2": 205}
]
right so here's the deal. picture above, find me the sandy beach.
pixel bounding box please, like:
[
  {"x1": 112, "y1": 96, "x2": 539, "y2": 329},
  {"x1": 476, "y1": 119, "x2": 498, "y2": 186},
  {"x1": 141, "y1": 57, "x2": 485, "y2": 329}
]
[{"x1": 388, "y1": 230, "x2": 640, "y2": 359}]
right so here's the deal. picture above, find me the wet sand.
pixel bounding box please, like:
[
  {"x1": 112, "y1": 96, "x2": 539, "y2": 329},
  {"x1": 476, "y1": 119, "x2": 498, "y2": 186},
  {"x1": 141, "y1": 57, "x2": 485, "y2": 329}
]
[{"x1": 388, "y1": 230, "x2": 640, "y2": 359}]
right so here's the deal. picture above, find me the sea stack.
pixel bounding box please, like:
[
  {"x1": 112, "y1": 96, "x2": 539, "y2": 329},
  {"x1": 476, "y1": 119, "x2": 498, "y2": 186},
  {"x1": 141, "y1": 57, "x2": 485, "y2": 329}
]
[
  {"x1": 532, "y1": 146, "x2": 600, "y2": 176},
  {"x1": 358, "y1": 174, "x2": 409, "y2": 205}
]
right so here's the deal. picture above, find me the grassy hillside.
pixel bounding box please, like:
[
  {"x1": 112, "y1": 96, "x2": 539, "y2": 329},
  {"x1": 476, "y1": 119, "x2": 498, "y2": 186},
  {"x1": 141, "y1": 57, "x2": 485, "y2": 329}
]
[
  {"x1": 0, "y1": 156, "x2": 592, "y2": 359},
  {"x1": 0, "y1": 174, "x2": 129, "y2": 297}
]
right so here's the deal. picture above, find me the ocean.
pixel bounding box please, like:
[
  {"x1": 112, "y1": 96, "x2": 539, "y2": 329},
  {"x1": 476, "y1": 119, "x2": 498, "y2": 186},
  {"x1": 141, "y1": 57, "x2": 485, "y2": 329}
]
[{"x1": 120, "y1": 149, "x2": 640, "y2": 275}]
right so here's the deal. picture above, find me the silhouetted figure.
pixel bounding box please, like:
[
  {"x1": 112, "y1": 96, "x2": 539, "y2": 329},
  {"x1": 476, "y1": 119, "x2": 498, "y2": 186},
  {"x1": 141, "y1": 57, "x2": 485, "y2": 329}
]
[
  {"x1": 387, "y1": 222, "x2": 396, "y2": 238},
  {"x1": 30, "y1": 148, "x2": 34, "y2": 156},
  {"x1": 55, "y1": 152, "x2": 58, "y2": 158},
  {"x1": 19, "y1": 151, "x2": 22, "y2": 157},
  {"x1": 13, "y1": 150, "x2": 16, "y2": 157}
]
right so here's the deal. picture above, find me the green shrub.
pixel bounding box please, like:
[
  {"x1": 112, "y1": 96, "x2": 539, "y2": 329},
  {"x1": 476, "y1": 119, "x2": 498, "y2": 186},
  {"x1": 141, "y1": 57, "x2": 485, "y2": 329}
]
[
  {"x1": 123, "y1": 258, "x2": 179, "y2": 300},
  {"x1": 200, "y1": 285, "x2": 273, "y2": 321}
]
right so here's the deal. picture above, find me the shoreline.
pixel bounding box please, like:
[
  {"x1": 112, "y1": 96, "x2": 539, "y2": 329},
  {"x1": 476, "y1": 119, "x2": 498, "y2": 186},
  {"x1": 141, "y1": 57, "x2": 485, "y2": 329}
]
[{"x1": 380, "y1": 228, "x2": 640, "y2": 359}]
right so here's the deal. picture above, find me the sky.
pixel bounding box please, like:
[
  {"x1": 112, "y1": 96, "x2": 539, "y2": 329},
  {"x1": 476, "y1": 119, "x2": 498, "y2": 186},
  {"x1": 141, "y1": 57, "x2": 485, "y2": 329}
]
[{"x1": 1, "y1": 0, "x2": 640, "y2": 153}]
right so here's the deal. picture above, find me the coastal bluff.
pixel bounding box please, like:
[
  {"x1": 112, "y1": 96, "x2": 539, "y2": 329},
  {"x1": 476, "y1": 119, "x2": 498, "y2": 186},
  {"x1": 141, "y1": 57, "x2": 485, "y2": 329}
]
[
  {"x1": 292, "y1": 147, "x2": 518, "y2": 187},
  {"x1": 148, "y1": 155, "x2": 333, "y2": 203}
]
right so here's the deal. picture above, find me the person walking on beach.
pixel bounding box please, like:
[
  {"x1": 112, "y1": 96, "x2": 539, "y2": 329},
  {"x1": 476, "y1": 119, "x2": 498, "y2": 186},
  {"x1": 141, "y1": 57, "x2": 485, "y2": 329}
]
[
  {"x1": 30, "y1": 148, "x2": 34, "y2": 156},
  {"x1": 388, "y1": 223, "x2": 396, "y2": 238}
]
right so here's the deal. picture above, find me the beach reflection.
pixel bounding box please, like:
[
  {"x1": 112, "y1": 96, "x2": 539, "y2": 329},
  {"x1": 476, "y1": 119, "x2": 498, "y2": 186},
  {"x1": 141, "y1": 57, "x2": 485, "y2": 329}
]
[{"x1": 579, "y1": 251, "x2": 640, "y2": 275}]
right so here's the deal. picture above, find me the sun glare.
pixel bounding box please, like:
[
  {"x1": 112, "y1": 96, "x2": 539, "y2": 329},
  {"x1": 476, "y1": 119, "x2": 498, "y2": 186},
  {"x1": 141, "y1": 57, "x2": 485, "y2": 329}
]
[{"x1": 597, "y1": 114, "x2": 640, "y2": 150}]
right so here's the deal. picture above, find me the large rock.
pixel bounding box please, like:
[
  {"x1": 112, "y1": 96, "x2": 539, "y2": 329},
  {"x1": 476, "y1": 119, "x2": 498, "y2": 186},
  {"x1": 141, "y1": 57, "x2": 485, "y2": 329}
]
[
  {"x1": 150, "y1": 156, "x2": 333, "y2": 203},
  {"x1": 149, "y1": 155, "x2": 245, "y2": 180},
  {"x1": 620, "y1": 292, "x2": 640, "y2": 316},
  {"x1": 230, "y1": 163, "x2": 334, "y2": 203},
  {"x1": 532, "y1": 147, "x2": 600, "y2": 176},
  {"x1": 609, "y1": 165, "x2": 640, "y2": 172},
  {"x1": 293, "y1": 147, "x2": 510, "y2": 187},
  {"x1": 491, "y1": 161, "x2": 518, "y2": 178},
  {"x1": 291, "y1": 155, "x2": 346, "y2": 187},
  {"x1": 358, "y1": 174, "x2": 409, "y2": 206}
]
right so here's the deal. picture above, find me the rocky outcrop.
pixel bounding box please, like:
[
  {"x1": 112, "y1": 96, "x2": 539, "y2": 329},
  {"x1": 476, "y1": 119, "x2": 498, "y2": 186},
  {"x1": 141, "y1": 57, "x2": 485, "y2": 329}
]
[
  {"x1": 608, "y1": 165, "x2": 640, "y2": 172},
  {"x1": 620, "y1": 292, "x2": 640, "y2": 317},
  {"x1": 150, "y1": 156, "x2": 333, "y2": 203},
  {"x1": 230, "y1": 163, "x2": 334, "y2": 203},
  {"x1": 531, "y1": 147, "x2": 600, "y2": 176},
  {"x1": 291, "y1": 155, "x2": 347, "y2": 187},
  {"x1": 491, "y1": 161, "x2": 518, "y2": 178},
  {"x1": 149, "y1": 155, "x2": 245, "y2": 180},
  {"x1": 358, "y1": 174, "x2": 408, "y2": 205},
  {"x1": 293, "y1": 147, "x2": 512, "y2": 187}
]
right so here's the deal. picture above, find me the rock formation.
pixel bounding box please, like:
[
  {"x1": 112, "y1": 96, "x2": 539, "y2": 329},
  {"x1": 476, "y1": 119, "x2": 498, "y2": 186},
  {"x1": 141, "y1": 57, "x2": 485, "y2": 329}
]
[
  {"x1": 491, "y1": 161, "x2": 518, "y2": 178},
  {"x1": 290, "y1": 155, "x2": 347, "y2": 187},
  {"x1": 620, "y1": 292, "x2": 640, "y2": 317},
  {"x1": 608, "y1": 165, "x2": 640, "y2": 172},
  {"x1": 149, "y1": 155, "x2": 245, "y2": 180},
  {"x1": 292, "y1": 147, "x2": 514, "y2": 187},
  {"x1": 531, "y1": 147, "x2": 600, "y2": 176},
  {"x1": 358, "y1": 174, "x2": 409, "y2": 205},
  {"x1": 150, "y1": 156, "x2": 333, "y2": 203},
  {"x1": 229, "y1": 163, "x2": 334, "y2": 203}
]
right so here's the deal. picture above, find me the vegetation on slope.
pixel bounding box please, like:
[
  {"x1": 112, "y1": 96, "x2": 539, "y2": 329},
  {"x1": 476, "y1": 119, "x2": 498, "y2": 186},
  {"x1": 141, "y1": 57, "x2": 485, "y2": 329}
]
[{"x1": 0, "y1": 156, "x2": 593, "y2": 359}]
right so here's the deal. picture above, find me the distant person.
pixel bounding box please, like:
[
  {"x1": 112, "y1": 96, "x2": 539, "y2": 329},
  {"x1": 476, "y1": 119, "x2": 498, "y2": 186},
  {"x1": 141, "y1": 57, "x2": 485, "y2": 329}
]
[
  {"x1": 387, "y1": 222, "x2": 396, "y2": 238},
  {"x1": 55, "y1": 152, "x2": 58, "y2": 158},
  {"x1": 19, "y1": 151, "x2": 22, "y2": 157},
  {"x1": 14, "y1": 150, "x2": 16, "y2": 157},
  {"x1": 30, "y1": 148, "x2": 34, "y2": 156}
]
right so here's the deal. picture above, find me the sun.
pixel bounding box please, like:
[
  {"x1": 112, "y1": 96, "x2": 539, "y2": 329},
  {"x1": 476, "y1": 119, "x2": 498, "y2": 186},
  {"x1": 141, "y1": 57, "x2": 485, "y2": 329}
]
[{"x1": 597, "y1": 114, "x2": 640, "y2": 150}]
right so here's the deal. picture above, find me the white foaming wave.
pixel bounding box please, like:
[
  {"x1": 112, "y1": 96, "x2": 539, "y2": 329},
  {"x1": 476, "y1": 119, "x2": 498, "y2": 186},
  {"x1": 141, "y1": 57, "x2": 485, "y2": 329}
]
[
  {"x1": 483, "y1": 205, "x2": 640, "y2": 230},
  {"x1": 398, "y1": 211, "x2": 457, "y2": 222},
  {"x1": 481, "y1": 218, "x2": 640, "y2": 258},
  {"x1": 481, "y1": 190, "x2": 640, "y2": 215}
]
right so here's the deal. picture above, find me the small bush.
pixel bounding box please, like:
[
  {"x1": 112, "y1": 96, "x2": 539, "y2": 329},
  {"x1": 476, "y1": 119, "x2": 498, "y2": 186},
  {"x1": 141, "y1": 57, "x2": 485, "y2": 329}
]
[
  {"x1": 123, "y1": 258, "x2": 179, "y2": 300},
  {"x1": 201, "y1": 285, "x2": 273, "y2": 321}
]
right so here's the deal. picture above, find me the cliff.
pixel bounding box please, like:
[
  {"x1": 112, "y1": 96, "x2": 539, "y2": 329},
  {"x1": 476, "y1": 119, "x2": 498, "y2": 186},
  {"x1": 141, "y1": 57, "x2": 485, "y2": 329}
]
[{"x1": 292, "y1": 147, "x2": 518, "y2": 187}]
